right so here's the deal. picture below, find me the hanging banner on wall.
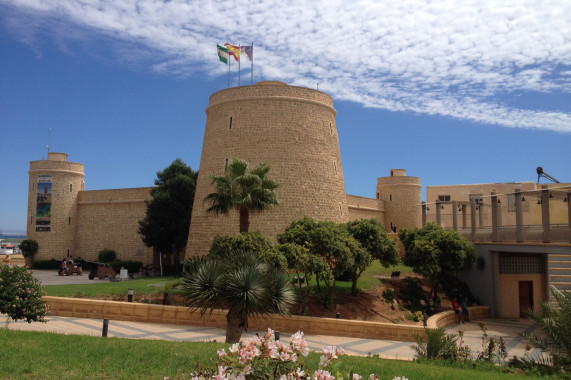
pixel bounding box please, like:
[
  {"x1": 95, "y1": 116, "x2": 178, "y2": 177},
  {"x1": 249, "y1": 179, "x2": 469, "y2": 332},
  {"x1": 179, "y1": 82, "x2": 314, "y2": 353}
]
[{"x1": 36, "y1": 175, "x2": 52, "y2": 232}]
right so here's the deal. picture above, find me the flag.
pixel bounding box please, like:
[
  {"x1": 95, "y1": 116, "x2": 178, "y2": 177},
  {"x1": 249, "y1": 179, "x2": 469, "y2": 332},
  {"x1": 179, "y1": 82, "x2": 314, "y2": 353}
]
[
  {"x1": 217, "y1": 44, "x2": 228, "y2": 64},
  {"x1": 224, "y1": 43, "x2": 240, "y2": 61},
  {"x1": 241, "y1": 45, "x2": 253, "y2": 61}
]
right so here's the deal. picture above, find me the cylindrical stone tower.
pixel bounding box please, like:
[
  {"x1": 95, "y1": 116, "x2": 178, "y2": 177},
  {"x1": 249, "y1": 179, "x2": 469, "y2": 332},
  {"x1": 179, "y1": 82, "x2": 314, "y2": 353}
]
[
  {"x1": 186, "y1": 81, "x2": 348, "y2": 257},
  {"x1": 377, "y1": 169, "x2": 422, "y2": 231},
  {"x1": 27, "y1": 152, "x2": 85, "y2": 260}
]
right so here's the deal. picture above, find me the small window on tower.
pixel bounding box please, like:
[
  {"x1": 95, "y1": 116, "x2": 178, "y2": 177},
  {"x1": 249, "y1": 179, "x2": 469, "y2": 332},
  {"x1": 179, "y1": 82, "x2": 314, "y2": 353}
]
[
  {"x1": 224, "y1": 158, "x2": 229, "y2": 172},
  {"x1": 69, "y1": 217, "x2": 71, "y2": 225},
  {"x1": 70, "y1": 183, "x2": 73, "y2": 192},
  {"x1": 329, "y1": 122, "x2": 333, "y2": 135},
  {"x1": 376, "y1": 192, "x2": 380, "y2": 199},
  {"x1": 229, "y1": 117, "x2": 233, "y2": 130},
  {"x1": 333, "y1": 161, "x2": 337, "y2": 174},
  {"x1": 390, "y1": 194, "x2": 393, "y2": 202},
  {"x1": 339, "y1": 203, "x2": 343, "y2": 217}
]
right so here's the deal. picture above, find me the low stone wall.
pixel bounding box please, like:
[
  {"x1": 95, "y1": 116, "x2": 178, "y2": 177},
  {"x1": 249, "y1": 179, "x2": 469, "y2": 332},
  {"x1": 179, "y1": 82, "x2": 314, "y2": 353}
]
[
  {"x1": 426, "y1": 306, "x2": 490, "y2": 329},
  {"x1": 45, "y1": 296, "x2": 427, "y2": 342}
]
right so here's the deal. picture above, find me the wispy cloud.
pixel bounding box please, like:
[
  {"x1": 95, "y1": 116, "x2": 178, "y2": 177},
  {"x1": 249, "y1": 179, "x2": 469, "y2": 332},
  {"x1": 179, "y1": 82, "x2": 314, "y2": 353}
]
[{"x1": 2, "y1": 0, "x2": 570, "y2": 132}]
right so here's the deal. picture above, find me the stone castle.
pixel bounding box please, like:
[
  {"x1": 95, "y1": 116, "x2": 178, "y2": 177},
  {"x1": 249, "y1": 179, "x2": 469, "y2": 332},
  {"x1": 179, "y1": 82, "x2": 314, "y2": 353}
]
[{"x1": 27, "y1": 81, "x2": 421, "y2": 263}]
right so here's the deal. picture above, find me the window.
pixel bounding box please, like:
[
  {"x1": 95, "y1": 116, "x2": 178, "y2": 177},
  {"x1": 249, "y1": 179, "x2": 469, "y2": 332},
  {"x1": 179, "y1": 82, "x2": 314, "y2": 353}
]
[
  {"x1": 224, "y1": 158, "x2": 229, "y2": 172},
  {"x1": 339, "y1": 203, "x2": 343, "y2": 217},
  {"x1": 329, "y1": 122, "x2": 333, "y2": 135},
  {"x1": 70, "y1": 183, "x2": 73, "y2": 192},
  {"x1": 376, "y1": 192, "x2": 380, "y2": 199},
  {"x1": 390, "y1": 194, "x2": 392, "y2": 202},
  {"x1": 438, "y1": 195, "x2": 451, "y2": 202},
  {"x1": 499, "y1": 253, "x2": 544, "y2": 274},
  {"x1": 68, "y1": 217, "x2": 71, "y2": 225},
  {"x1": 229, "y1": 117, "x2": 233, "y2": 130},
  {"x1": 333, "y1": 161, "x2": 337, "y2": 175}
]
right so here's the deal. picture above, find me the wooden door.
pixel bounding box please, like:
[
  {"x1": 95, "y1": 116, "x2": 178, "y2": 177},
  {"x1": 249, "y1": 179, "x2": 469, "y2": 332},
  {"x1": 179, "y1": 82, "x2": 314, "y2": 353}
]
[{"x1": 518, "y1": 281, "x2": 533, "y2": 318}]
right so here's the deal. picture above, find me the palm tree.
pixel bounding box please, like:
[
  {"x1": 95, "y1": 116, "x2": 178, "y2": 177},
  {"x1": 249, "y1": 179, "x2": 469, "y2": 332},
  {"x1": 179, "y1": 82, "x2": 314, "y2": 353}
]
[
  {"x1": 205, "y1": 158, "x2": 279, "y2": 233},
  {"x1": 181, "y1": 252, "x2": 296, "y2": 343}
]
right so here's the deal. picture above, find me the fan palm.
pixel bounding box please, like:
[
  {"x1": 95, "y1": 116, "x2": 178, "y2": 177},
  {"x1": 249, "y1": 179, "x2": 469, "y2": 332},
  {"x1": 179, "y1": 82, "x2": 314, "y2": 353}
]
[
  {"x1": 205, "y1": 158, "x2": 279, "y2": 233},
  {"x1": 181, "y1": 252, "x2": 296, "y2": 343}
]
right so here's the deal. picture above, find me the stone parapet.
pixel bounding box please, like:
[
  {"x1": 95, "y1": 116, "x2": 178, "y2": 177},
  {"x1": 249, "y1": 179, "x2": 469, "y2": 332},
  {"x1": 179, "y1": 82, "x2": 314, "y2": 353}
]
[
  {"x1": 426, "y1": 306, "x2": 490, "y2": 329},
  {"x1": 45, "y1": 297, "x2": 427, "y2": 342}
]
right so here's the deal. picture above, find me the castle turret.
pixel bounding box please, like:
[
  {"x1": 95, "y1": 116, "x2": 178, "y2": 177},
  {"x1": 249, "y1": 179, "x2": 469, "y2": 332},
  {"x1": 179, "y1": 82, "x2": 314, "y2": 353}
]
[
  {"x1": 27, "y1": 152, "x2": 85, "y2": 260},
  {"x1": 186, "y1": 82, "x2": 348, "y2": 257},
  {"x1": 377, "y1": 169, "x2": 421, "y2": 231}
]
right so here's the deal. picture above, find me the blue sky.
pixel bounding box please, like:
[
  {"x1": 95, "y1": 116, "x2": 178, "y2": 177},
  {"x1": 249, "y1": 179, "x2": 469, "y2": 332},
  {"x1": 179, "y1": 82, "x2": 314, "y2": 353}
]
[{"x1": 1, "y1": 0, "x2": 570, "y2": 234}]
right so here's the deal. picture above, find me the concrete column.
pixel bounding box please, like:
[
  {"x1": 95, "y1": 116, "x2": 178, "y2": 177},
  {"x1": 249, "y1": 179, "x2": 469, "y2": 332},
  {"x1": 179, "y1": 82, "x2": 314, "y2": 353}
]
[
  {"x1": 491, "y1": 192, "x2": 498, "y2": 241},
  {"x1": 452, "y1": 201, "x2": 458, "y2": 231},
  {"x1": 515, "y1": 189, "x2": 524, "y2": 243},
  {"x1": 436, "y1": 200, "x2": 442, "y2": 227},
  {"x1": 478, "y1": 201, "x2": 485, "y2": 227},
  {"x1": 461, "y1": 204, "x2": 467, "y2": 228},
  {"x1": 421, "y1": 202, "x2": 427, "y2": 227},
  {"x1": 542, "y1": 185, "x2": 550, "y2": 243},
  {"x1": 470, "y1": 198, "x2": 477, "y2": 241}
]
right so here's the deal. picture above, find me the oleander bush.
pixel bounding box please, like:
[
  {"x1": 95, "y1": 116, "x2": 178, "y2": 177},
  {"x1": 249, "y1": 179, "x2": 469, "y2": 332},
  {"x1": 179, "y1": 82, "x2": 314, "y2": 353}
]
[{"x1": 0, "y1": 265, "x2": 47, "y2": 323}]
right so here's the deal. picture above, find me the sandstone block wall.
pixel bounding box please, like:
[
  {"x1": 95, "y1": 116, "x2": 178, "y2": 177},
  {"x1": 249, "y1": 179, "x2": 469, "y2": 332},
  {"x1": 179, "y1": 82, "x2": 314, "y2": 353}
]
[
  {"x1": 346, "y1": 194, "x2": 385, "y2": 226},
  {"x1": 74, "y1": 188, "x2": 153, "y2": 262},
  {"x1": 377, "y1": 170, "x2": 422, "y2": 230},
  {"x1": 27, "y1": 153, "x2": 85, "y2": 260},
  {"x1": 187, "y1": 82, "x2": 349, "y2": 257}
]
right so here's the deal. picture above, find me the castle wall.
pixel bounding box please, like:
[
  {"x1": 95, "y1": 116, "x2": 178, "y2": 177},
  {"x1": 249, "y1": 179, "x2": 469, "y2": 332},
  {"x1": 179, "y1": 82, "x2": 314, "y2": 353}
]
[
  {"x1": 346, "y1": 194, "x2": 385, "y2": 226},
  {"x1": 186, "y1": 82, "x2": 348, "y2": 257},
  {"x1": 74, "y1": 188, "x2": 153, "y2": 262}
]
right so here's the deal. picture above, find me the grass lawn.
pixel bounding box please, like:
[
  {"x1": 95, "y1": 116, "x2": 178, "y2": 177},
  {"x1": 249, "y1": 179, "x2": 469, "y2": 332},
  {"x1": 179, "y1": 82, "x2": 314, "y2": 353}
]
[
  {"x1": 43, "y1": 262, "x2": 411, "y2": 299},
  {"x1": 0, "y1": 329, "x2": 556, "y2": 380},
  {"x1": 44, "y1": 276, "x2": 179, "y2": 298}
]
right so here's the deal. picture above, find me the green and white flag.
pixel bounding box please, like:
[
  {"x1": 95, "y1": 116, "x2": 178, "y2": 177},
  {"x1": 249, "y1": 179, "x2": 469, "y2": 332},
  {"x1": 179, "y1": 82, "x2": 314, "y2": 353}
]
[{"x1": 217, "y1": 44, "x2": 229, "y2": 64}]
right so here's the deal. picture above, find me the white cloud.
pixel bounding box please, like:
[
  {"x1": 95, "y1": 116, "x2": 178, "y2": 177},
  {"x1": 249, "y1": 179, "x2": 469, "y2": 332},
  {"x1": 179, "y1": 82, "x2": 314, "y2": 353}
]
[{"x1": 2, "y1": 0, "x2": 570, "y2": 132}]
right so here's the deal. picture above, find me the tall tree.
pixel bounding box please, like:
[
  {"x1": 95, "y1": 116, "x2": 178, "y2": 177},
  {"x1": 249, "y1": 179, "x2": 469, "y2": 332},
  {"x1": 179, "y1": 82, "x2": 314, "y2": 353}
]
[
  {"x1": 138, "y1": 158, "x2": 198, "y2": 271},
  {"x1": 181, "y1": 251, "x2": 296, "y2": 343},
  {"x1": 205, "y1": 158, "x2": 279, "y2": 233},
  {"x1": 399, "y1": 223, "x2": 476, "y2": 306}
]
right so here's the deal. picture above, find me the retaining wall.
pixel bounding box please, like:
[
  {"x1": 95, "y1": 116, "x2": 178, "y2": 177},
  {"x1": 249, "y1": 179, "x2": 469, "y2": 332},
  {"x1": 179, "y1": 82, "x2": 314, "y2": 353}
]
[
  {"x1": 426, "y1": 306, "x2": 490, "y2": 329},
  {"x1": 45, "y1": 296, "x2": 427, "y2": 342}
]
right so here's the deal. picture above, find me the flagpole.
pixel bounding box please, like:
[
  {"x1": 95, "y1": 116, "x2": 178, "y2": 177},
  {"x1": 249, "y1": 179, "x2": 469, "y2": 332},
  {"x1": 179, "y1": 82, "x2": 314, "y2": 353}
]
[
  {"x1": 228, "y1": 54, "x2": 230, "y2": 88},
  {"x1": 238, "y1": 44, "x2": 241, "y2": 86},
  {"x1": 251, "y1": 42, "x2": 254, "y2": 85}
]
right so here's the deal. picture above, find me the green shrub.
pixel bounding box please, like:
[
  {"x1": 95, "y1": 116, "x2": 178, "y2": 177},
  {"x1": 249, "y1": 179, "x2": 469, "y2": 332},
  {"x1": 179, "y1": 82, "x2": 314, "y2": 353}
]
[
  {"x1": 382, "y1": 288, "x2": 395, "y2": 303},
  {"x1": 400, "y1": 276, "x2": 428, "y2": 312},
  {"x1": 0, "y1": 265, "x2": 47, "y2": 323},
  {"x1": 412, "y1": 327, "x2": 459, "y2": 361},
  {"x1": 32, "y1": 260, "x2": 59, "y2": 270},
  {"x1": 406, "y1": 310, "x2": 424, "y2": 322},
  {"x1": 98, "y1": 249, "x2": 117, "y2": 263}
]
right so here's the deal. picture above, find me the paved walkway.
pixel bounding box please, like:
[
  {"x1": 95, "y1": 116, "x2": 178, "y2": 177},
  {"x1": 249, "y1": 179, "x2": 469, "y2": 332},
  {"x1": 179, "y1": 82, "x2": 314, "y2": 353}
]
[
  {"x1": 1, "y1": 314, "x2": 544, "y2": 361},
  {"x1": 2, "y1": 269, "x2": 545, "y2": 361}
]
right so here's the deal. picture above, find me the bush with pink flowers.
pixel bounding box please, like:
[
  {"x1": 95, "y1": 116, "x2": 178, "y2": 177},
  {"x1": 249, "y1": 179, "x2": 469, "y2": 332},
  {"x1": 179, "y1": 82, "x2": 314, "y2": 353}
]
[
  {"x1": 0, "y1": 265, "x2": 47, "y2": 323},
  {"x1": 164, "y1": 329, "x2": 407, "y2": 380}
]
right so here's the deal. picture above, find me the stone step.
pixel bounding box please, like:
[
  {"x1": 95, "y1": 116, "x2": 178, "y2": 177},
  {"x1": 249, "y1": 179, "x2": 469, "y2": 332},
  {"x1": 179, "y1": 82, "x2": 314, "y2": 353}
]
[{"x1": 549, "y1": 254, "x2": 571, "y2": 261}]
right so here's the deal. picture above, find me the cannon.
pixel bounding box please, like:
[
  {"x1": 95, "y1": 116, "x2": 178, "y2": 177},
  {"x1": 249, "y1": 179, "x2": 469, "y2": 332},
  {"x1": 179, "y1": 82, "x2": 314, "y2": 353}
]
[
  {"x1": 80, "y1": 260, "x2": 117, "y2": 280},
  {"x1": 52, "y1": 258, "x2": 83, "y2": 276}
]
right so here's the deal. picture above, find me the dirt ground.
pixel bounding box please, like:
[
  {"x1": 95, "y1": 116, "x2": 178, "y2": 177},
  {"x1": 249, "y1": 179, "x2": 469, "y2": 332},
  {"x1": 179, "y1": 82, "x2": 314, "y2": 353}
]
[{"x1": 299, "y1": 273, "x2": 433, "y2": 325}]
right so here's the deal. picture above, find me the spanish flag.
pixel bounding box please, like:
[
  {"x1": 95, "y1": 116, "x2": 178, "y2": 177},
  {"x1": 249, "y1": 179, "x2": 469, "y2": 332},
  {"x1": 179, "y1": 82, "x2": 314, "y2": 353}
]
[{"x1": 224, "y1": 43, "x2": 240, "y2": 61}]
